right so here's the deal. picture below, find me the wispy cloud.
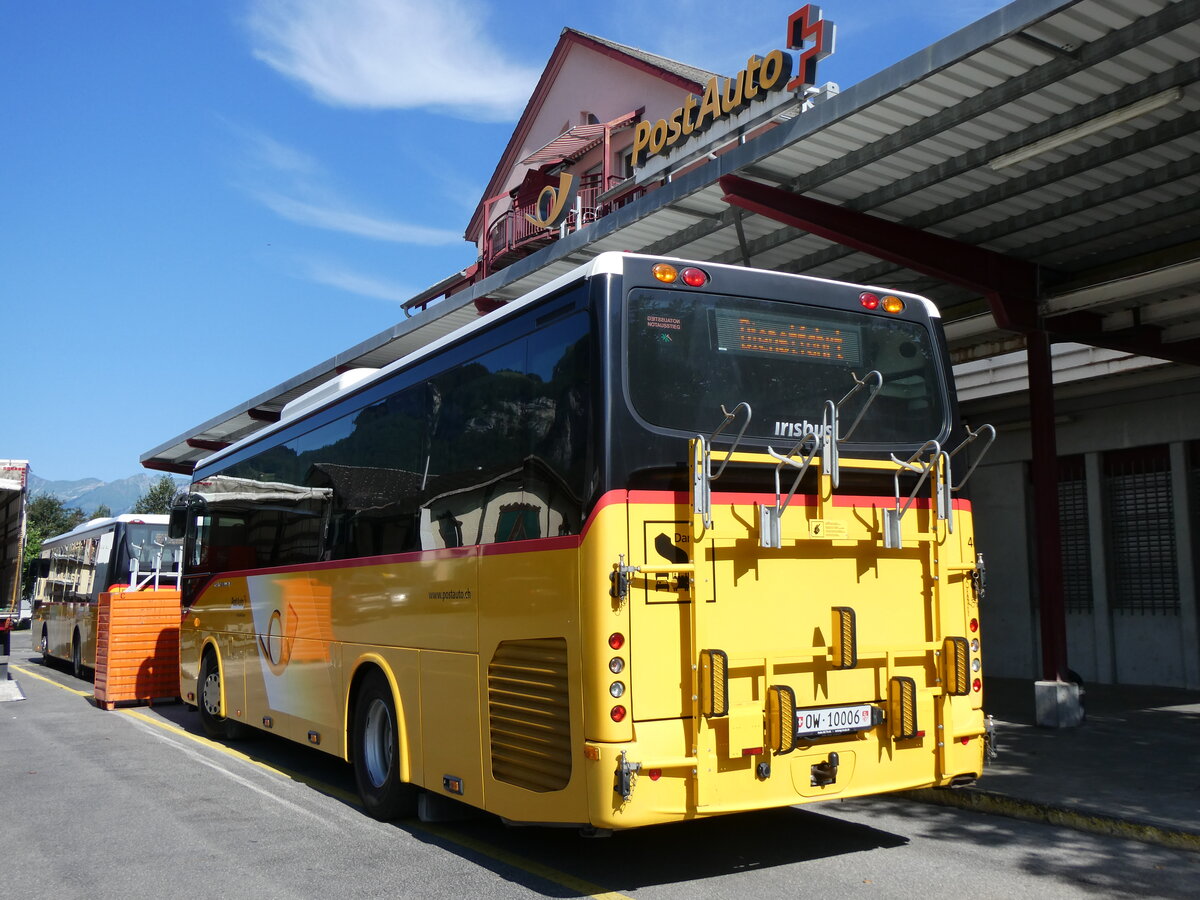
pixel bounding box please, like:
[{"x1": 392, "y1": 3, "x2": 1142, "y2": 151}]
[
  {"x1": 244, "y1": 0, "x2": 540, "y2": 121},
  {"x1": 230, "y1": 125, "x2": 463, "y2": 246},
  {"x1": 255, "y1": 190, "x2": 461, "y2": 245},
  {"x1": 303, "y1": 259, "x2": 417, "y2": 303}
]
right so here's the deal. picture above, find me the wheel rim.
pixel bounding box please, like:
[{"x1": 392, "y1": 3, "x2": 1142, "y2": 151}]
[
  {"x1": 201, "y1": 669, "x2": 222, "y2": 717},
  {"x1": 40, "y1": 632, "x2": 47, "y2": 654},
  {"x1": 362, "y1": 697, "x2": 394, "y2": 789}
]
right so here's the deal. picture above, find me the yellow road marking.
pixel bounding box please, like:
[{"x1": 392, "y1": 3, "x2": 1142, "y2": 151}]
[
  {"x1": 10, "y1": 662, "x2": 635, "y2": 900},
  {"x1": 10, "y1": 663, "x2": 92, "y2": 697}
]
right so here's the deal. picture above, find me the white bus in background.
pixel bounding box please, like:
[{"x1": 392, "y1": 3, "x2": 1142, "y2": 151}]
[
  {"x1": 1, "y1": 460, "x2": 31, "y2": 635},
  {"x1": 32, "y1": 514, "x2": 180, "y2": 678}
]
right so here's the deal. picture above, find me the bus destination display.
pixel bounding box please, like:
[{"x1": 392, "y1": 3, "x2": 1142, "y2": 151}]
[{"x1": 713, "y1": 308, "x2": 862, "y2": 365}]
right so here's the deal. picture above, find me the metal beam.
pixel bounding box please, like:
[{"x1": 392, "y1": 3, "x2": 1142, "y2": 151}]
[
  {"x1": 1044, "y1": 311, "x2": 1200, "y2": 367},
  {"x1": 644, "y1": 0, "x2": 1197, "y2": 260},
  {"x1": 1027, "y1": 330, "x2": 1069, "y2": 682},
  {"x1": 718, "y1": 174, "x2": 1039, "y2": 330},
  {"x1": 142, "y1": 458, "x2": 195, "y2": 476}
]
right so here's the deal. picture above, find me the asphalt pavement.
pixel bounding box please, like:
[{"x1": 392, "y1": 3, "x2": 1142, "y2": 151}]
[
  {"x1": 912, "y1": 675, "x2": 1200, "y2": 852},
  {"x1": 4, "y1": 630, "x2": 1199, "y2": 854}
]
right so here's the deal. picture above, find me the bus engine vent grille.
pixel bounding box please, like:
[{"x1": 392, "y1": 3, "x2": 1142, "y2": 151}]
[{"x1": 487, "y1": 638, "x2": 571, "y2": 793}]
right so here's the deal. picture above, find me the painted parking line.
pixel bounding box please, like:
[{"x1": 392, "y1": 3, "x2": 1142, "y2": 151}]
[{"x1": 10, "y1": 662, "x2": 635, "y2": 900}]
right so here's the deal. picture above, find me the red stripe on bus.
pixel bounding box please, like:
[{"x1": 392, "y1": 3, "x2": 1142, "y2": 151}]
[
  {"x1": 623, "y1": 489, "x2": 972, "y2": 512},
  {"x1": 182, "y1": 488, "x2": 972, "y2": 597},
  {"x1": 480, "y1": 535, "x2": 581, "y2": 556}
]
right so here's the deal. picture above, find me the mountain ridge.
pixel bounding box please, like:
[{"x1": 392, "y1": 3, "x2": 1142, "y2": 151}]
[{"x1": 27, "y1": 471, "x2": 184, "y2": 516}]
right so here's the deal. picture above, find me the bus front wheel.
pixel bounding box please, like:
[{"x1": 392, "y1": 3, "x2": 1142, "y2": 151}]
[
  {"x1": 352, "y1": 670, "x2": 417, "y2": 821},
  {"x1": 39, "y1": 628, "x2": 49, "y2": 665},
  {"x1": 198, "y1": 651, "x2": 247, "y2": 741}
]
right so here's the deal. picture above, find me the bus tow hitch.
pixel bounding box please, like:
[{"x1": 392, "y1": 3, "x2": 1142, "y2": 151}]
[
  {"x1": 811, "y1": 752, "x2": 840, "y2": 787},
  {"x1": 615, "y1": 750, "x2": 641, "y2": 801}
]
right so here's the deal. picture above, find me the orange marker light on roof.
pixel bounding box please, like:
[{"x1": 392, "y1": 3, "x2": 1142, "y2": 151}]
[
  {"x1": 882, "y1": 295, "x2": 906, "y2": 314},
  {"x1": 652, "y1": 263, "x2": 678, "y2": 283}
]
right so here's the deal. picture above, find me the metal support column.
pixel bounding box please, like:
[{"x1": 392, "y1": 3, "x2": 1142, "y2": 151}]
[{"x1": 1027, "y1": 330, "x2": 1070, "y2": 683}]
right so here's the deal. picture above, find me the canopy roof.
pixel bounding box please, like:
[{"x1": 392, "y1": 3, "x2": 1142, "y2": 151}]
[{"x1": 143, "y1": 0, "x2": 1200, "y2": 475}]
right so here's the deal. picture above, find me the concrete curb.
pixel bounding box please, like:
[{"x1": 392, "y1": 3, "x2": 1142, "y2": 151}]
[
  {"x1": 905, "y1": 788, "x2": 1200, "y2": 853},
  {"x1": 0, "y1": 678, "x2": 26, "y2": 702}
]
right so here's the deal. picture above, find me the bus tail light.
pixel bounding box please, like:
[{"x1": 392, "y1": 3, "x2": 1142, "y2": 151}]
[
  {"x1": 767, "y1": 685, "x2": 797, "y2": 754},
  {"x1": 699, "y1": 649, "x2": 729, "y2": 717},
  {"x1": 611, "y1": 705, "x2": 627, "y2": 722},
  {"x1": 680, "y1": 266, "x2": 708, "y2": 287},
  {"x1": 830, "y1": 607, "x2": 857, "y2": 669},
  {"x1": 943, "y1": 636, "x2": 970, "y2": 696},
  {"x1": 889, "y1": 676, "x2": 919, "y2": 740},
  {"x1": 859, "y1": 292, "x2": 880, "y2": 310}
]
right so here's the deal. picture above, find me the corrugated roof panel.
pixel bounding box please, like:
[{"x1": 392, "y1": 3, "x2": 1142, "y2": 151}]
[{"x1": 143, "y1": 0, "x2": 1200, "y2": 473}]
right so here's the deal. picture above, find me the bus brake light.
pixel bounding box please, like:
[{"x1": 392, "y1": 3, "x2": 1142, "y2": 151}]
[{"x1": 680, "y1": 266, "x2": 708, "y2": 286}]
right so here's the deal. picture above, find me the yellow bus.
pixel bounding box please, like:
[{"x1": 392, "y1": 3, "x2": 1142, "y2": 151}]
[
  {"x1": 33, "y1": 514, "x2": 180, "y2": 678},
  {"x1": 168, "y1": 252, "x2": 993, "y2": 831}
]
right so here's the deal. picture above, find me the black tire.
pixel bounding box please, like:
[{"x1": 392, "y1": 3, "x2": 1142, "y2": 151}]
[
  {"x1": 39, "y1": 628, "x2": 49, "y2": 665},
  {"x1": 197, "y1": 651, "x2": 248, "y2": 740},
  {"x1": 352, "y1": 669, "x2": 417, "y2": 821},
  {"x1": 71, "y1": 634, "x2": 84, "y2": 680}
]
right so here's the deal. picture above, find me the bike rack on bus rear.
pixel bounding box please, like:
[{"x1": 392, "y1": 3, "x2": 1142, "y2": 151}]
[
  {"x1": 759, "y1": 370, "x2": 883, "y2": 549},
  {"x1": 882, "y1": 423, "x2": 996, "y2": 549}
]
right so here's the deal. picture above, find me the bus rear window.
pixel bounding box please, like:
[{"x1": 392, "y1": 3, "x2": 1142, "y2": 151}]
[{"x1": 626, "y1": 289, "x2": 947, "y2": 446}]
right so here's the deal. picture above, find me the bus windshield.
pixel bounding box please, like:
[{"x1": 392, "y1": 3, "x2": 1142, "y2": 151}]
[
  {"x1": 122, "y1": 522, "x2": 182, "y2": 576},
  {"x1": 626, "y1": 288, "x2": 948, "y2": 446}
]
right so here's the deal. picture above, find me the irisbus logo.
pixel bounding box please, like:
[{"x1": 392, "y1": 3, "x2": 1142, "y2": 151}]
[{"x1": 774, "y1": 419, "x2": 833, "y2": 439}]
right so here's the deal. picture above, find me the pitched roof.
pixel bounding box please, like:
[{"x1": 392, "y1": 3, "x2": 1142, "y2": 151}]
[
  {"x1": 464, "y1": 29, "x2": 715, "y2": 243},
  {"x1": 568, "y1": 30, "x2": 717, "y2": 88}
]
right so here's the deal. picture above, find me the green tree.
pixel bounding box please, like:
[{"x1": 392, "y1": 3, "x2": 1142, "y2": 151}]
[
  {"x1": 131, "y1": 475, "x2": 179, "y2": 515},
  {"x1": 21, "y1": 494, "x2": 87, "y2": 594},
  {"x1": 92, "y1": 503, "x2": 113, "y2": 519}
]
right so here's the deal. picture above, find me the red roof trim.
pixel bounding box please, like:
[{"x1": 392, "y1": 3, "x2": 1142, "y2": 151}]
[{"x1": 466, "y1": 31, "x2": 707, "y2": 243}]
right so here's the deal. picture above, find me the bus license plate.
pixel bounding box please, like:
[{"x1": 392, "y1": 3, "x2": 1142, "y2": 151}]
[{"x1": 795, "y1": 703, "x2": 875, "y2": 738}]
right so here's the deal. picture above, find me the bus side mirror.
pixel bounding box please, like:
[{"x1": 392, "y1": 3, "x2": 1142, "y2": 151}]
[{"x1": 168, "y1": 502, "x2": 189, "y2": 540}]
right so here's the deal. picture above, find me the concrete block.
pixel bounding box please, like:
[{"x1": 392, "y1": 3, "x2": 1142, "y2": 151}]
[{"x1": 1034, "y1": 680, "x2": 1084, "y2": 728}]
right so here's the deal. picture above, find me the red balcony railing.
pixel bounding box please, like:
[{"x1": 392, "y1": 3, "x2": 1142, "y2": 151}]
[{"x1": 483, "y1": 174, "x2": 645, "y2": 276}]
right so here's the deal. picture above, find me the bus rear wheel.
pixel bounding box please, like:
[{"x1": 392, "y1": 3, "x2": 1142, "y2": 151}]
[
  {"x1": 352, "y1": 670, "x2": 417, "y2": 821},
  {"x1": 71, "y1": 635, "x2": 83, "y2": 680},
  {"x1": 198, "y1": 651, "x2": 247, "y2": 741},
  {"x1": 39, "y1": 628, "x2": 49, "y2": 665}
]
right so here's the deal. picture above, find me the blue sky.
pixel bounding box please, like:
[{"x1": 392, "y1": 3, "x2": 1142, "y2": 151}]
[{"x1": 2, "y1": 0, "x2": 1009, "y2": 484}]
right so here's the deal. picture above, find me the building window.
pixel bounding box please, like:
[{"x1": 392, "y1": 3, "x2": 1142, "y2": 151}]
[
  {"x1": 1058, "y1": 455, "x2": 1092, "y2": 612},
  {"x1": 1104, "y1": 445, "x2": 1178, "y2": 613}
]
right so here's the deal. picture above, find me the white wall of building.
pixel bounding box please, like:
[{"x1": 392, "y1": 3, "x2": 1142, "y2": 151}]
[{"x1": 962, "y1": 362, "x2": 1200, "y2": 688}]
